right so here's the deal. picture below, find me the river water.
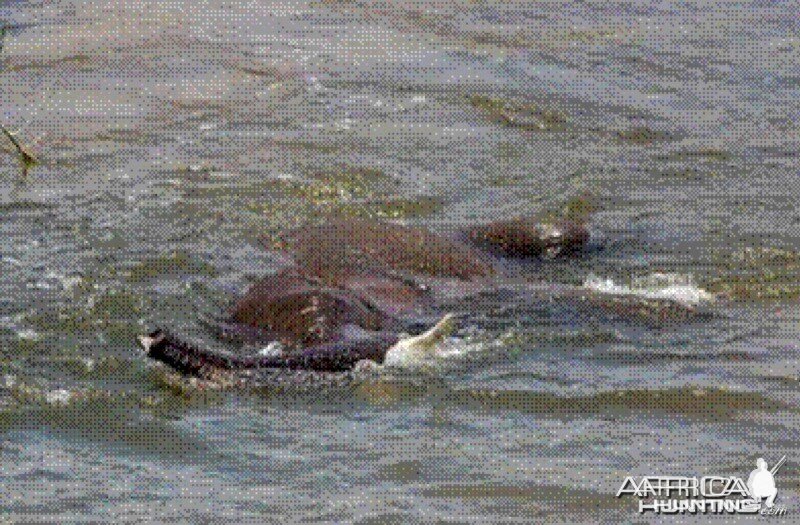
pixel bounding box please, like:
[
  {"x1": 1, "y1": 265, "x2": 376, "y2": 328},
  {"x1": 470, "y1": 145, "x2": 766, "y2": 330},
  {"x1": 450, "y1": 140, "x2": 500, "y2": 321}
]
[{"x1": 1, "y1": 0, "x2": 800, "y2": 523}]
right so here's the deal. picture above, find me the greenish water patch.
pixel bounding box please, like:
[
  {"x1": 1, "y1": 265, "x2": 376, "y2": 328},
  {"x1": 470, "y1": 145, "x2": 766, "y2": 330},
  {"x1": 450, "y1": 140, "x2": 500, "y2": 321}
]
[
  {"x1": 237, "y1": 65, "x2": 280, "y2": 78},
  {"x1": 500, "y1": 328, "x2": 620, "y2": 351},
  {"x1": 616, "y1": 126, "x2": 673, "y2": 144},
  {"x1": 94, "y1": 127, "x2": 160, "y2": 145},
  {"x1": 354, "y1": 381, "x2": 783, "y2": 419},
  {"x1": 92, "y1": 290, "x2": 146, "y2": 318},
  {"x1": 247, "y1": 167, "x2": 438, "y2": 220},
  {"x1": 487, "y1": 173, "x2": 526, "y2": 187},
  {"x1": 4, "y1": 336, "x2": 45, "y2": 357},
  {"x1": 528, "y1": 192, "x2": 601, "y2": 224},
  {"x1": 253, "y1": 166, "x2": 398, "y2": 208},
  {"x1": 1, "y1": 394, "x2": 216, "y2": 458},
  {"x1": 377, "y1": 459, "x2": 425, "y2": 482},
  {"x1": 336, "y1": 196, "x2": 445, "y2": 219},
  {"x1": 47, "y1": 355, "x2": 139, "y2": 381},
  {"x1": 707, "y1": 275, "x2": 800, "y2": 300},
  {"x1": 706, "y1": 246, "x2": 800, "y2": 300},
  {"x1": 488, "y1": 140, "x2": 538, "y2": 187},
  {"x1": 273, "y1": 138, "x2": 340, "y2": 154},
  {"x1": 2, "y1": 368, "x2": 228, "y2": 424},
  {"x1": 560, "y1": 26, "x2": 643, "y2": 45},
  {"x1": 26, "y1": 309, "x2": 94, "y2": 336},
  {"x1": 463, "y1": 386, "x2": 781, "y2": 417},
  {"x1": 655, "y1": 148, "x2": 731, "y2": 162},
  {"x1": 732, "y1": 246, "x2": 800, "y2": 266},
  {"x1": 560, "y1": 192, "x2": 600, "y2": 222},
  {"x1": 25, "y1": 289, "x2": 146, "y2": 343},
  {"x1": 496, "y1": 141, "x2": 528, "y2": 160},
  {"x1": 127, "y1": 251, "x2": 219, "y2": 282},
  {"x1": 308, "y1": 166, "x2": 398, "y2": 199},
  {"x1": 657, "y1": 167, "x2": 720, "y2": 180},
  {"x1": 0, "y1": 200, "x2": 56, "y2": 212},
  {"x1": 146, "y1": 365, "x2": 236, "y2": 400},
  {"x1": 6, "y1": 53, "x2": 94, "y2": 73},
  {"x1": 171, "y1": 162, "x2": 217, "y2": 175},
  {"x1": 468, "y1": 95, "x2": 567, "y2": 131}
]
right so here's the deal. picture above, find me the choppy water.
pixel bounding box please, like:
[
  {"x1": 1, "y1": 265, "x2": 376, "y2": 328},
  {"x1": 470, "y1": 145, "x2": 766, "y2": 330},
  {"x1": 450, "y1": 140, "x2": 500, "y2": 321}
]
[{"x1": 1, "y1": 0, "x2": 800, "y2": 522}]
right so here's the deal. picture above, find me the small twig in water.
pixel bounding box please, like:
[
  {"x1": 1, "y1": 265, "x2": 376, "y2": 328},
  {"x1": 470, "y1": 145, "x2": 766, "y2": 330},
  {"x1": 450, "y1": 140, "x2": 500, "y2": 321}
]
[{"x1": 0, "y1": 124, "x2": 39, "y2": 177}]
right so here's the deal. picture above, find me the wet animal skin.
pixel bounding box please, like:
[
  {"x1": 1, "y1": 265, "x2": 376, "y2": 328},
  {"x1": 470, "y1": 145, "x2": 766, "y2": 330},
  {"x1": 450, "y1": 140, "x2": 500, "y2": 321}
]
[{"x1": 138, "y1": 215, "x2": 592, "y2": 377}]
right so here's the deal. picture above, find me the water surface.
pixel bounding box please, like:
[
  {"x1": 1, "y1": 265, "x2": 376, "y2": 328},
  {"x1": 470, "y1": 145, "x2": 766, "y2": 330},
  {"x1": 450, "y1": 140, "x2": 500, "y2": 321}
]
[{"x1": 1, "y1": 1, "x2": 800, "y2": 522}]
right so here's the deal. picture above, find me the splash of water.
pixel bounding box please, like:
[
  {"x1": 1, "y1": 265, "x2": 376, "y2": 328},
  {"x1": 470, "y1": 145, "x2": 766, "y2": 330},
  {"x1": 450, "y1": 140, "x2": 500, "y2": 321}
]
[{"x1": 583, "y1": 272, "x2": 714, "y2": 307}]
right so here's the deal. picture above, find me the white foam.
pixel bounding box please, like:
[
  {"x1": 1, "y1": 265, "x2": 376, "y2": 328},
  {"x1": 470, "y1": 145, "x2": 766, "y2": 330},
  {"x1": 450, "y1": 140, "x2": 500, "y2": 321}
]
[
  {"x1": 48, "y1": 271, "x2": 83, "y2": 291},
  {"x1": 26, "y1": 271, "x2": 83, "y2": 292},
  {"x1": 258, "y1": 341, "x2": 285, "y2": 357},
  {"x1": 1, "y1": 256, "x2": 22, "y2": 267},
  {"x1": 583, "y1": 272, "x2": 714, "y2": 307},
  {"x1": 45, "y1": 389, "x2": 73, "y2": 406},
  {"x1": 16, "y1": 329, "x2": 40, "y2": 341}
]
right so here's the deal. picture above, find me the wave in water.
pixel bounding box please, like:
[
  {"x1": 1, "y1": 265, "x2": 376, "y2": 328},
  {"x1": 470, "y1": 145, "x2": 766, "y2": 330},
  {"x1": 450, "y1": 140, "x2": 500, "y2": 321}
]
[{"x1": 583, "y1": 272, "x2": 714, "y2": 307}]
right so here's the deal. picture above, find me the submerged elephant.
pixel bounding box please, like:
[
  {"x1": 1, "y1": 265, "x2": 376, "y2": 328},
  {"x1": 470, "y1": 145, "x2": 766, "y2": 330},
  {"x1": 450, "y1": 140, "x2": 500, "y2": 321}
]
[{"x1": 137, "y1": 214, "x2": 592, "y2": 377}]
